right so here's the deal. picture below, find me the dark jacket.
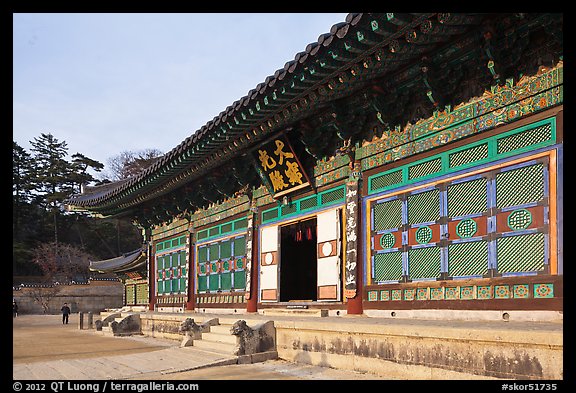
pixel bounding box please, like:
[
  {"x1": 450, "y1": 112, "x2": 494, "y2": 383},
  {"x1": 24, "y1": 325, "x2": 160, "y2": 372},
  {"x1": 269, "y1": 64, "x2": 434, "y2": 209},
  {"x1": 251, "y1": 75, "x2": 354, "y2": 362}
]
[{"x1": 61, "y1": 305, "x2": 71, "y2": 315}]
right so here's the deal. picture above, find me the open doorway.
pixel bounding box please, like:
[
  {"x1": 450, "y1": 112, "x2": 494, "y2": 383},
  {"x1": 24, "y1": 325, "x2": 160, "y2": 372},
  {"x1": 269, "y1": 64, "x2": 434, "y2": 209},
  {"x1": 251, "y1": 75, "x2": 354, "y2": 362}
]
[{"x1": 279, "y1": 218, "x2": 317, "y2": 302}]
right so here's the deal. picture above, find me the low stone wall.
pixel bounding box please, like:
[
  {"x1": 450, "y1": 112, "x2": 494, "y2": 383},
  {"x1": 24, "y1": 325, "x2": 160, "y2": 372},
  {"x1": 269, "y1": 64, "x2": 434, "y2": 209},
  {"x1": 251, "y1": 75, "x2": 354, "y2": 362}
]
[
  {"x1": 139, "y1": 313, "x2": 187, "y2": 340},
  {"x1": 101, "y1": 311, "x2": 563, "y2": 380},
  {"x1": 272, "y1": 318, "x2": 563, "y2": 380},
  {"x1": 13, "y1": 280, "x2": 123, "y2": 315}
]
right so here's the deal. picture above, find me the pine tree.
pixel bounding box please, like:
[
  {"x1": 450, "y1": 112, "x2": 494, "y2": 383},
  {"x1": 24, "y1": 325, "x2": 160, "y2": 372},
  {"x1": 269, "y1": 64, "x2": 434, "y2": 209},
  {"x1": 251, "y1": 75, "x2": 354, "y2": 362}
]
[
  {"x1": 13, "y1": 141, "x2": 35, "y2": 239},
  {"x1": 29, "y1": 133, "x2": 74, "y2": 245}
]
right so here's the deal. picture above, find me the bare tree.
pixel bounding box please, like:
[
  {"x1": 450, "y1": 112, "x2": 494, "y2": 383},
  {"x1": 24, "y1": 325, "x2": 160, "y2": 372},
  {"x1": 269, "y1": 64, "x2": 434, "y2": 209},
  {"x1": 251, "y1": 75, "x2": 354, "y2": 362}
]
[
  {"x1": 100, "y1": 148, "x2": 163, "y2": 181},
  {"x1": 32, "y1": 242, "x2": 93, "y2": 283},
  {"x1": 29, "y1": 285, "x2": 61, "y2": 314}
]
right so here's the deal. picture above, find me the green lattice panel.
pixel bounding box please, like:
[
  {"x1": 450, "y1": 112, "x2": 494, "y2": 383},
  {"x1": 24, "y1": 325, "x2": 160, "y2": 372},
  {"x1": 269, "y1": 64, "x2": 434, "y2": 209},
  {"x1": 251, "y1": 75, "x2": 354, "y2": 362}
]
[
  {"x1": 448, "y1": 143, "x2": 489, "y2": 168},
  {"x1": 197, "y1": 246, "x2": 208, "y2": 263},
  {"x1": 320, "y1": 187, "x2": 345, "y2": 204},
  {"x1": 220, "y1": 272, "x2": 232, "y2": 290},
  {"x1": 234, "y1": 218, "x2": 248, "y2": 230},
  {"x1": 125, "y1": 285, "x2": 135, "y2": 305},
  {"x1": 373, "y1": 251, "x2": 403, "y2": 282},
  {"x1": 496, "y1": 233, "x2": 545, "y2": 274},
  {"x1": 208, "y1": 274, "x2": 219, "y2": 291},
  {"x1": 136, "y1": 284, "x2": 148, "y2": 304},
  {"x1": 234, "y1": 270, "x2": 246, "y2": 289},
  {"x1": 157, "y1": 280, "x2": 164, "y2": 294},
  {"x1": 370, "y1": 169, "x2": 403, "y2": 192},
  {"x1": 234, "y1": 236, "x2": 246, "y2": 256},
  {"x1": 496, "y1": 164, "x2": 544, "y2": 208},
  {"x1": 171, "y1": 278, "x2": 180, "y2": 292},
  {"x1": 157, "y1": 256, "x2": 165, "y2": 270},
  {"x1": 221, "y1": 222, "x2": 233, "y2": 233},
  {"x1": 447, "y1": 178, "x2": 487, "y2": 217},
  {"x1": 197, "y1": 230, "x2": 208, "y2": 241},
  {"x1": 209, "y1": 243, "x2": 220, "y2": 260},
  {"x1": 163, "y1": 279, "x2": 172, "y2": 293},
  {"x1": 408, "y1": 157, "x2": 442, "y2": 180},
  {"x1": 197, "y1": 276, "x2": 208, "y2": 292},
  {"x1": 281, "y1": 203, "x2": 298, "y2": 215},
  {"x1": 299, "y1": 196, "x2": 318, "y2": 210},
  {"x1": 220, "y1": 240, "x2": 232, "y2": 259},
  {"x1": 408, "y1": 247, "x2": 441, "y2": 280},
  {"x1": 497, "y1": 123, "x2": 552, "y2": 155},
  {"x1": 448, "y1": 241, "x2": 489, "y2": 277},
  {"x1": 408, "y1": 189, "x2": 440, "y2": 224},
  {"x1": 373, "y1": 199, "x2": 402, "y2": 232},
  {"x1": 170, "y1": 253, "x2": 178, "y2": 267},
  {"x1": 262, "y1": 209, "x2": 279, "y2": 222}
]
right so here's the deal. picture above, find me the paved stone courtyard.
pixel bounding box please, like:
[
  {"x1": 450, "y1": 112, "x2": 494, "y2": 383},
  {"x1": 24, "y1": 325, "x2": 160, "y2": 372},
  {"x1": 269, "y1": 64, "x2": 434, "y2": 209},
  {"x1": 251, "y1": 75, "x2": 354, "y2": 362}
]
[{"x1": 13, "y1": 314, "x2": 387, "y2": 380}]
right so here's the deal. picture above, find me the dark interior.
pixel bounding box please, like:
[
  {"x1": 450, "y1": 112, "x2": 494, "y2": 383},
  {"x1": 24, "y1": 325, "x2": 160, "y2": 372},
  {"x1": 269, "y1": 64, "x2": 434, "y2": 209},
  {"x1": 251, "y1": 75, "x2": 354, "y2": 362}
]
[{"x1": 279, "y1": 218, "x2": 317, "y2": 302}]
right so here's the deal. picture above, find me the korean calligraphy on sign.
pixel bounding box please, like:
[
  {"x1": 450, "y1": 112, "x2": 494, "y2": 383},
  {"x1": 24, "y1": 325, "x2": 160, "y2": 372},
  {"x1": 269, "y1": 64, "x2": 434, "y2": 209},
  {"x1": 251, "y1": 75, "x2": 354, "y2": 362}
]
[
  {"x1": 344, "y1": 160, "x2": 361, "y2": 299},
  {"x1": 253, "y1": 136, "x2": 310, "y2": 198}
]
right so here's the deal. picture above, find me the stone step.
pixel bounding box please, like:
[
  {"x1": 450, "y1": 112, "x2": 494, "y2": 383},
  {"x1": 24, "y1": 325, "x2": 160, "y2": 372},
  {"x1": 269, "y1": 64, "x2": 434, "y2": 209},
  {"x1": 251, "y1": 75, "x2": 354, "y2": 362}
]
[
  {"x1": 261, "y1": 308, "x2": 328, "y2": 317},
  {"x1": 208, "y1": 324, "x2": 233, "y2": 335},
  {"x1": 192, "y1": 337, "x2": 236, "y2": 355},
  {"x1": 201, "y1": 331, "x2": 237, "y2": 345}
]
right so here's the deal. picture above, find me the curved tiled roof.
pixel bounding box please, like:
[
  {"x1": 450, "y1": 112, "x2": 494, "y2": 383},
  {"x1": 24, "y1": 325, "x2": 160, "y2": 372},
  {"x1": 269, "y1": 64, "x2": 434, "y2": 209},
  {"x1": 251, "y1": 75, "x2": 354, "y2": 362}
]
[
  {"x1": 89, "y1": 247, "x2": 147, "y2": 274},
  {"x1": 66, "y1": 13, "x2": 494, "y2": 215}
]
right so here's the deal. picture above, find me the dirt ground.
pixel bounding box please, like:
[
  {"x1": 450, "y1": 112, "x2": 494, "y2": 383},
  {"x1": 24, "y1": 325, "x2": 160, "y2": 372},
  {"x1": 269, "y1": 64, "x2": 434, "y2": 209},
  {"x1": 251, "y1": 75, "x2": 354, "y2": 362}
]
[
  {"x1": 12, "y1": 314, "x2": 387, "y2": 380},
  {"x1": 12, "y1": 313, "x2": 170, "y2": 364}
]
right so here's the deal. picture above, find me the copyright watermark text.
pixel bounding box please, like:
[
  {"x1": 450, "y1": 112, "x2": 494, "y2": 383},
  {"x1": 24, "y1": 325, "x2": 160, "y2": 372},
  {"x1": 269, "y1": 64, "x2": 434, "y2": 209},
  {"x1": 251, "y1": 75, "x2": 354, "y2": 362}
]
[{"x1": 13, "y1": 381, "x2": 199, "y2": 392}]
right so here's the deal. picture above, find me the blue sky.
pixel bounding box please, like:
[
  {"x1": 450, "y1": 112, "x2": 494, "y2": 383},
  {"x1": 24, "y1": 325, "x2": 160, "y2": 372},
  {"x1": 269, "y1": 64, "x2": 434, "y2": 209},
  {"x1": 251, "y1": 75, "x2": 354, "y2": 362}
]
[{"x1": 13, "y1": 13, "x2": 349, "y2": 176}]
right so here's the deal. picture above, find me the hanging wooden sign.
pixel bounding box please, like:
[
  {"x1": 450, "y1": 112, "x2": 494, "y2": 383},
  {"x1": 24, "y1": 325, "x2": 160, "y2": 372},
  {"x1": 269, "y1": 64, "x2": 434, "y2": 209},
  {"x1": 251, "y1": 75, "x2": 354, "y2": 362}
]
[
  {"x1": 344, "y1": 160, "x2": 361, "y2": 299},
  {"x1": 252, "y1": 135, "x2": 310, "y2": 198}
]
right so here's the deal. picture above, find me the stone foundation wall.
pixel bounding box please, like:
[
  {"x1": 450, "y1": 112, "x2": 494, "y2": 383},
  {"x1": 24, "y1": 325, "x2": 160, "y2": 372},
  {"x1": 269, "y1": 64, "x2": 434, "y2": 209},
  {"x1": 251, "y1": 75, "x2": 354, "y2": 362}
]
[
  {"x1": 13, "y1": 280, "x2": 123, "y2": 314},
  {"x1": 132, "y1": 312, "x2": 562, "y2": 379},
  {"x1": 273, "y1": 318, "x2": 563, "y2": 380}
]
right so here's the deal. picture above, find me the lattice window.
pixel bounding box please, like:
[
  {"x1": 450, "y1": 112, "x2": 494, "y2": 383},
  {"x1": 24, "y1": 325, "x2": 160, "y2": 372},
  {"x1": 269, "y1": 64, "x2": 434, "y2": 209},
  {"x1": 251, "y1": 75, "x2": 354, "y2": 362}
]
[
  {"x1": 497, "y1": 123, "x2": 552, "y2": 155},
  {"x1": 135, "y1": 284, "x2": 148, "y2": 305},
  {"x1": 408, "y1": 247, "x2": 441, "y2": 280},
  {"x1": 370, "y1": 152, "x2": 551, "y2": 285},
  {"x1": 155, "y1": 235, "x2": 188, "y2": 296},
  {"x1": 496, "y1": 163, "x2": 544, "y2": 208},
  {"x1": 496, "y1": 233, "x2": 545, "y2": 274},
  {"x1": 221, "y1": 222, "x2": 233, "y2": 234},
  {"x1": 370, "y1": 169, "x2": 403, "y2": 192},
  {"x1": 262, "y1": 209, "x2": 279, "y2": 222},
  {"x1": 447, "y1": 178, "x2": 488, "y2": 217},
  {"x1": 196, "y1": 233, "x2": 247, "y2": 294},
  {"x1": 407, "y1": 189, "x2": 440, "y2": 224},
  {"x1": 299, "y1": 196, "x2": 318, "y2": 210},
  {"x1": 449, "y1": 143, "x2": 489, "y2": 168},
  {"x1": 408, "y1": 157, "x2": 442, "y2": 180},
  {"x1": 320, "y1": 187, "x2": 345, "y2": 204},
  {"x1": 125, "y1": 285, "x2": 135, "y2": 305},
  {"x1": 373, "y1": 199, "x2": 402, "y2": 232},
  {"x1": 281, "y1": 203, "x2": 297, "y2": 215},
  {"x1": 448, "y1": 241, "x2": 489, "y2": 277},
  {"x1": 373, "y1": 251, "x2": 403, "y2": 282}
]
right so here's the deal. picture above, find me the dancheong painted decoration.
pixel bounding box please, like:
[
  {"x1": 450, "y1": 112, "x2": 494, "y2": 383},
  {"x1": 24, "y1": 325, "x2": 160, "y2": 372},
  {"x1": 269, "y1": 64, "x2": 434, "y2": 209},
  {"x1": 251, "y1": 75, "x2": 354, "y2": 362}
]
[{"x1": 66, "y1": 13, "x2": 562, "y2": 316}]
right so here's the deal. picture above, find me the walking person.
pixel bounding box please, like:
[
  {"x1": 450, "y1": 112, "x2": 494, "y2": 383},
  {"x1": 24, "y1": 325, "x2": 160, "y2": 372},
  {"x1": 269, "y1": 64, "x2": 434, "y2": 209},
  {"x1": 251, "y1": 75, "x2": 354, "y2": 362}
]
[
  {"x1": 61, "y1": 302, "x2": 71, "y2": 324},
  {"x1": 13, "y1": 300, "x2": 18, "y2": 318}
]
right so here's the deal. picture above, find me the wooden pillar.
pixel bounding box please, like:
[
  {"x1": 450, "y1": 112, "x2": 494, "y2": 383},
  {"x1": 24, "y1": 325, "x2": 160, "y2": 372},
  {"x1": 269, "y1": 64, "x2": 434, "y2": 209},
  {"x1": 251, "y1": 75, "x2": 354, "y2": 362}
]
[
  {"x1": 147, "y1": 240, "x2": 156, "y2": 311},
  {"x1": 246, "y1": 198, "x2": 259, "y2": 313},
  {"x1": 186, "y1": 228, "x2": 196, "y2": 311},
  {"x1": 345, "y1": 159, "x2": 363, "y2": 314}
]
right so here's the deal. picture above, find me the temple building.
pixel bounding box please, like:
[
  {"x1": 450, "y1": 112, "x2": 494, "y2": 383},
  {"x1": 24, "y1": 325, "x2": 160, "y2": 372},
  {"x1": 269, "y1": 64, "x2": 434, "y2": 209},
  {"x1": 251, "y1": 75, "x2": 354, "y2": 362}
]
[
  {"x1": 66, "y1": 13, "x2": 563, "y2": 317},
  {"x1": 88, "y1": 247, "x2": 149, "y2": 308}
]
